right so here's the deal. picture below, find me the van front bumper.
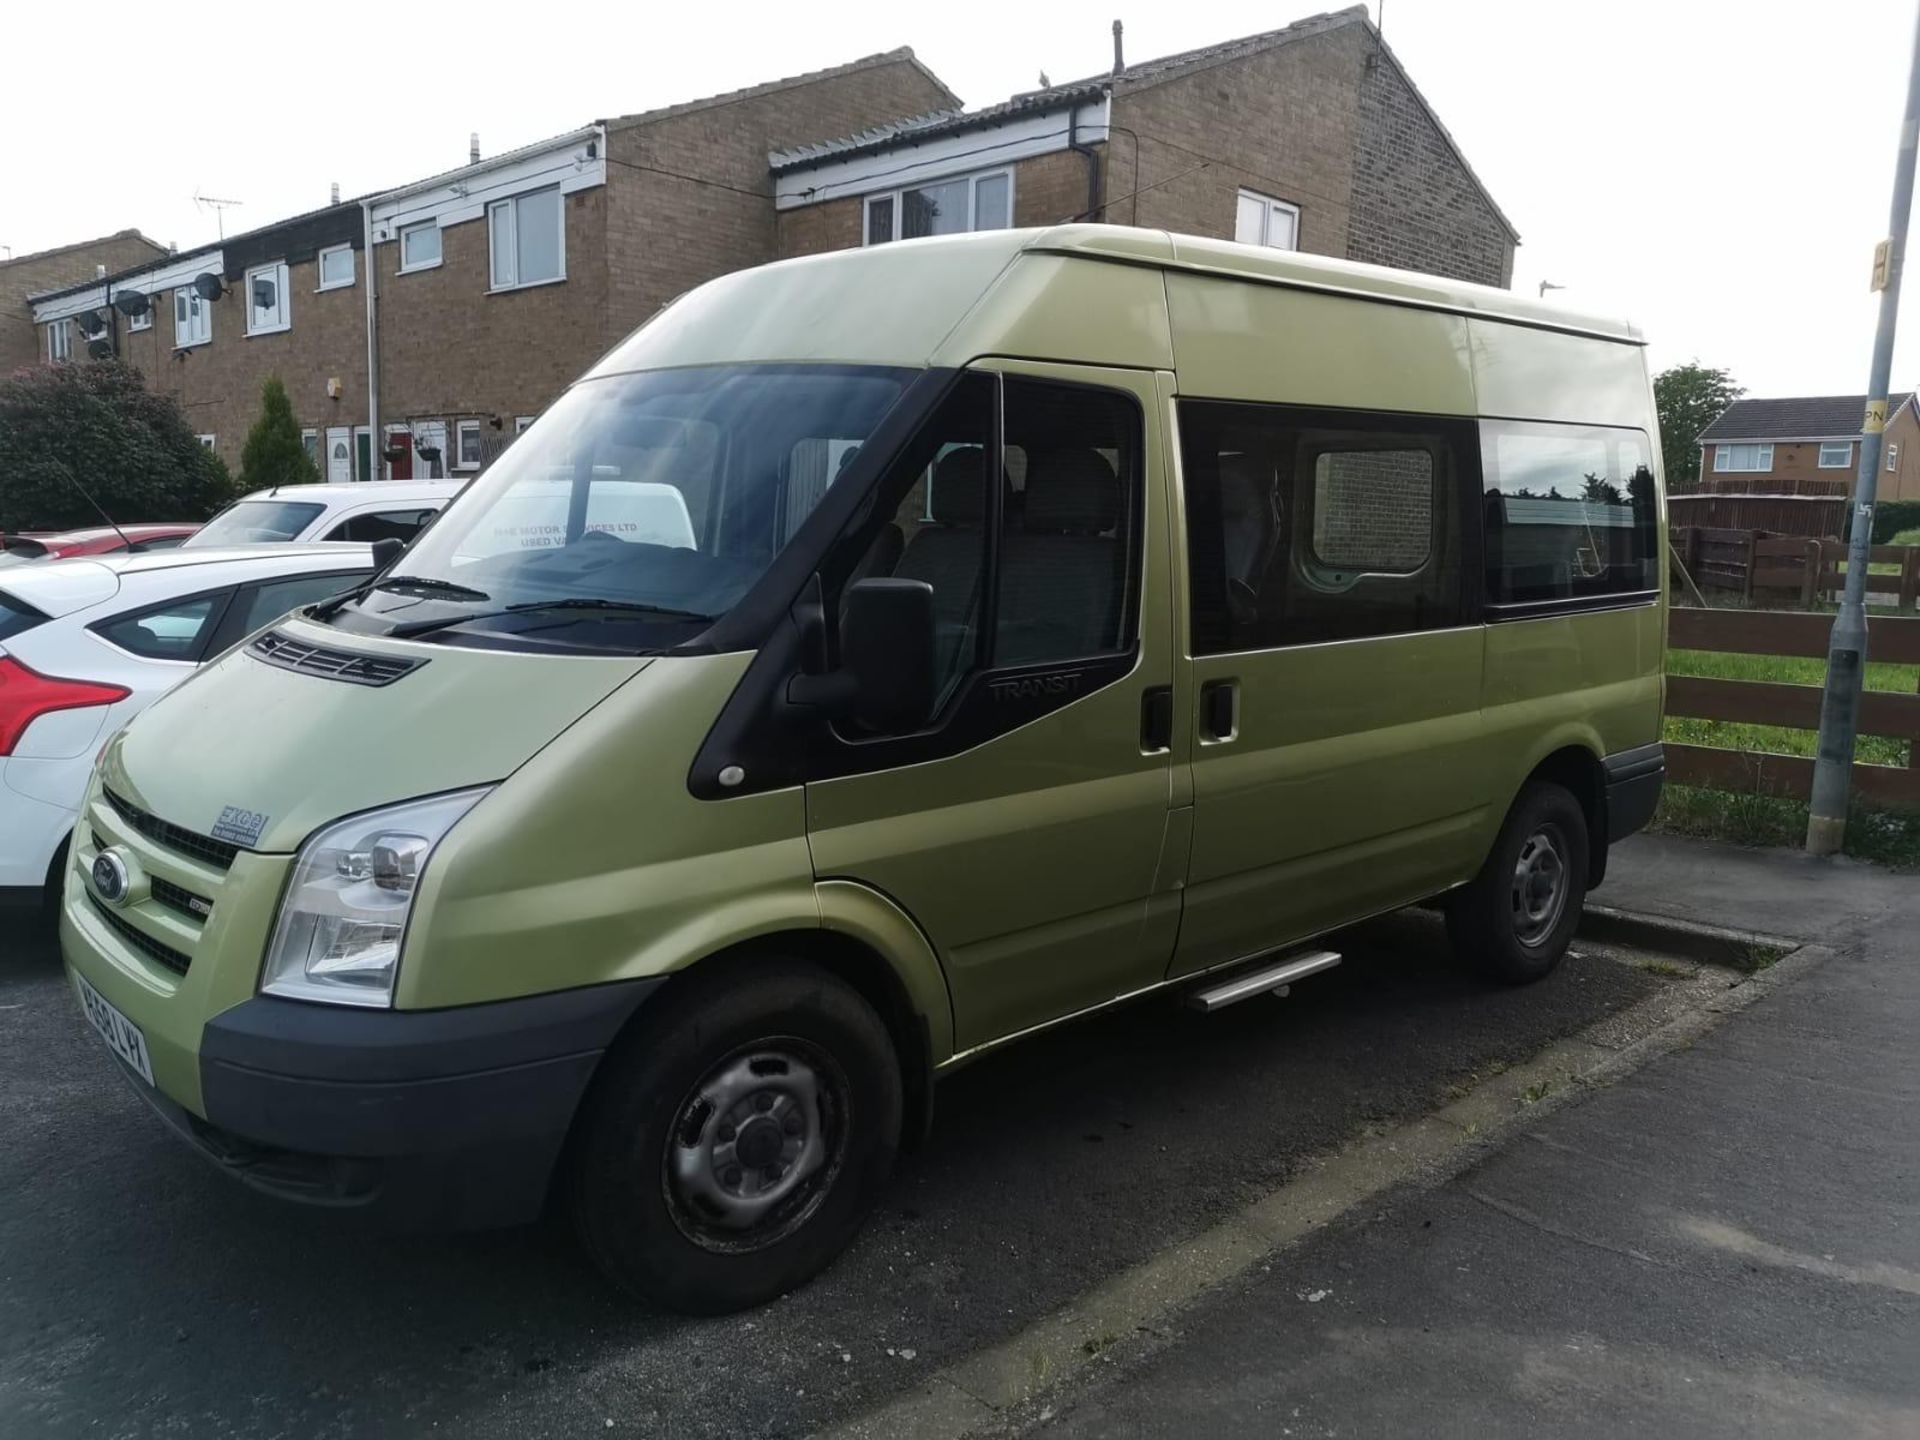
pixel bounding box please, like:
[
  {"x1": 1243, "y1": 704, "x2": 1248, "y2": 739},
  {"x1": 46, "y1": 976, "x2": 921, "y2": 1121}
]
[{"x1": 130, "y1": 980, "x2": 664, "y2": 1230}]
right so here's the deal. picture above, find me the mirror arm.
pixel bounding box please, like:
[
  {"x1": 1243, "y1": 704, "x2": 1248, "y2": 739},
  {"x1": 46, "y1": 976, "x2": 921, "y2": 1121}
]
[{"x1": 785, "y1": 669, "x2": 858, "y2": 713}]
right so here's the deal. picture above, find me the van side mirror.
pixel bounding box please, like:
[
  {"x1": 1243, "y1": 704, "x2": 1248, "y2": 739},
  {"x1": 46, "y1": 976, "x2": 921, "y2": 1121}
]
[
  {"x1": 788, "y1": 578, "x2": 937, "y2": 732},
  {"x1": 841, "y1": 578, "x2": 937, "y2": 730},
  {"x1": 370, "y1": 537, "x2": 405, "y2": 572}
]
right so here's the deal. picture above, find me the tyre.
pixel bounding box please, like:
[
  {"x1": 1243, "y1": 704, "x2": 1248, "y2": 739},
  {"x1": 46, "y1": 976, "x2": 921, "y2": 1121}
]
[
  {"x1": 1447, "y1": 781, "x2": 1589, "y2": 985},
  {"x1": 567, "y1": 958, "x2": 902, "y2": 1314}
]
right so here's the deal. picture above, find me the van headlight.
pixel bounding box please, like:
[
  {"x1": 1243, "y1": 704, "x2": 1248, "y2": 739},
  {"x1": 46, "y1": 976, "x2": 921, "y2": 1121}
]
[{"x1": 262, "y1": 788, "x2": 491, "y2": 1008}]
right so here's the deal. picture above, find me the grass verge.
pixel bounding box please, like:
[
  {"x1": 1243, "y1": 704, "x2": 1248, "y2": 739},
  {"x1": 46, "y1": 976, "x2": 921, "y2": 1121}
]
[{"x1": 1651, "y1": 784, "x2": 1920, "y2": 868}]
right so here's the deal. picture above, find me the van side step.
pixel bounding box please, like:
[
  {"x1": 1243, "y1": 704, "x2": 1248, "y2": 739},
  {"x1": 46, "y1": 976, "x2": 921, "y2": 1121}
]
[{"x1": 1186, "y1": 950, "x2": 1342, "y2": 1012}]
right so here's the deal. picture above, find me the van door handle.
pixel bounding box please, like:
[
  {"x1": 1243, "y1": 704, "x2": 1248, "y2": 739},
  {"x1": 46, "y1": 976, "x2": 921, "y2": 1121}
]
[
  {"x1": 1200, "y1": 679, "x2": 1237, "y2": 741},
  {"x1": 1140, "y1": 686, "x2": 1172, "y2": 752}
]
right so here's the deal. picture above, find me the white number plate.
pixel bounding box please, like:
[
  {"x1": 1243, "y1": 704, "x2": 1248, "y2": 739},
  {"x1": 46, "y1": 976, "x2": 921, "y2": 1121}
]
[{"x1": 74, "y1": 971, "x2": 155, "y2": 1086}]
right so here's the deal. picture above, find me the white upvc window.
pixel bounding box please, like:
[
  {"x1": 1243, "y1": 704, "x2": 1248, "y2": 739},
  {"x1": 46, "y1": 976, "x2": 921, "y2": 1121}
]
[
  {"x1": 488, "y1": 187, "x2": 565, "y2": 290},
  {"x1": 455, "y1": 419, "x2": 483, "y2": 470},
  {"x1": 399, "y1": 221, "x2": 442, "y2": 273},
  {"x1": 302, "y1": 429, "x2": 319, "y2": 468},
  {"x1": 1818, "y1": 441, "x2": 1852, "y2": 469},
  {"x1": 1714, "y1": 442, "x2": 1773, "y2": 473},
  {"x1": 196, "y1": 434, "x2": 216, "y2": 449},
  {"x1": 863, "y1": 168, "x2": 1013, "y2": 245},
  {"x1": 128, "y1": 306, "x2": 152, "y2": 332},
  {"x1": 514, "y1": 415, "x2": 536, "y2": 433},
  {"x1": 173, "y1": 288, "x2": 212, "y2": 348},
  {"x1": 316, "y1": 244, "x2": 355, "y2": 291},
  {"x1": 246, "y1": 261, "x2": 291, "y2": 336},
  {"x1": 1234, "y1": 188, "x2": 1301, "y2": 250},
  {"x1": 46, "y1": 318, "x2": 71, "y2": 362},
  {"x1": 1889, "y1": 442, "x2": 1901, "y2": 472}
]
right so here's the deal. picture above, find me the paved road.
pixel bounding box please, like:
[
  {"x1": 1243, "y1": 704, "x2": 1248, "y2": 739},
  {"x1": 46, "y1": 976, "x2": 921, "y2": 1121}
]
[
  {"x1": 1032, "y1": 846, "x2": 1920, "y2": 1439},
  {"x1": 0, "y1": 910, "x2": 1663, "y2": 1439}
]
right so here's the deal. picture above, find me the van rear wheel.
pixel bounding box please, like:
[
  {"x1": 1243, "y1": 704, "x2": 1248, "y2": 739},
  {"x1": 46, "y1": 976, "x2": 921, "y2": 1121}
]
[
  {"x1": 1447, "y1": 781, "x2": 1589, "y2": 985},
  {"x1": 566, "y1": 958, "x2": 901, "y2": 1314}
]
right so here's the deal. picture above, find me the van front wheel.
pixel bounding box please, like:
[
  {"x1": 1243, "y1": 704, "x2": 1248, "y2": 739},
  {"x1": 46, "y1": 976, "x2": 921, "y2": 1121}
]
[
  {"x1": 567, "y1": 959, "x2": 902, "y2": 1314},
  {"x1": 1447, "y1": 781, "x2": 1589, "y2": 984}
]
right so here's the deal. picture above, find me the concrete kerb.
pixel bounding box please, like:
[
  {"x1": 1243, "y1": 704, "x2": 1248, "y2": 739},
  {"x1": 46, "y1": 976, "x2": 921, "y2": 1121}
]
[{"x1": 815, "y1": 915, "x2": 1829, "y2": 1440}]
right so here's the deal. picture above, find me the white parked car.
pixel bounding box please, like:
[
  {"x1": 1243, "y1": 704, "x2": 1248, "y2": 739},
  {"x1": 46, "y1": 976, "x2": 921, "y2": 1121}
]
[
  {"x1": 181, "y1": 481, "x2": 464, "y2": 550},
  {"x1": 0, "y1": 544, "x2": 373, "y2": 911}
]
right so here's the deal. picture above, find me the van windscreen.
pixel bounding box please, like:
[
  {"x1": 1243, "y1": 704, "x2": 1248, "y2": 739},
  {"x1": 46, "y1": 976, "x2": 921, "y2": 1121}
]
[{"x1": 353, "y1": 364, "x2": 912, "y2": 648}]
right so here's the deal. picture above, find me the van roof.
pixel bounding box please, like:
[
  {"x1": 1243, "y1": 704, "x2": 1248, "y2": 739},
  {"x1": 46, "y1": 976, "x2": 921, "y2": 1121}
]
[
  {"x1": 235, "y1": 481, "x2": 465, "y2": 503},
  {"x1": 1022, "y1": 226, "x2": 1641, "y2": 344}
]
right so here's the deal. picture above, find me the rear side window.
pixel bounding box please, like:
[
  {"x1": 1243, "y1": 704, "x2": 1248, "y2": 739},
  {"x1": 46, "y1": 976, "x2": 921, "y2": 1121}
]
[
  {"x1": 0, "y1": 591, "x2": 49, "y2": 641},
  {"x1": 183, "y1": 500, "x2": 326, "y2": 547},
  {"x1": 322, "y1": 508, "x2": 440, "y2": 544},
  {"x1": 92, "y1": 593, "x2": 227, "y2": 661},
  {"x1": 231, "y1": 572, "x2": 361, "y2": 636},
  {"x1": 1180, "y1": 400, "x2": 1471, "y2": 653},
  {"x1": 1480, "y1": 421, "x2": 1658, "y2": 608}
]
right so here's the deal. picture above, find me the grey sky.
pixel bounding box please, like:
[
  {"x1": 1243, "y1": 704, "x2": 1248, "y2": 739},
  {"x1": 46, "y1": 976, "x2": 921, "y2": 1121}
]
[{"x1": 2, "y1": 0, "x2": 1913, "y2": 400}]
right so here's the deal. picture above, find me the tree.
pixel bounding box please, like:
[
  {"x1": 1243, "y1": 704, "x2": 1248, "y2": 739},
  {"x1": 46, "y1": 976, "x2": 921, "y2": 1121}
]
[
  {"x1": 0, "y1": 360, "x2": 233, "y2": 532},
  {"x1": 1653, "y1": 362, "x2": 1743, "y2": 489},
  {"x1": 238, "y1": 375, "x2": 319, "y2": 491}
]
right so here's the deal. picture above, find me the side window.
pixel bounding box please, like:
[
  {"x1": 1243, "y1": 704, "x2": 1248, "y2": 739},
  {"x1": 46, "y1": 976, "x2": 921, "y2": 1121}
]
[
  {"x1": 844, "y1": 372, "x2": 1143, "y2": 716},
  {"x1": 233, "y1": 573, "x2": 362, "y2": 636},
  {"x1": 93, "y1": 593, "x2": 227, "y2": 661},
  {"x1": 1180, "y1": 400, "x2": 1468, "y2": 654},
  {"x1": 1480, "y1": 421, "x2": 1658, "y2": 607},
  {"x1": 995, "y1": 378, "x2": 1140, "y2": 667},
  {"x1": 324, "y1": 508, "x2": 439, "y2": 545},
  {"x1": 855, "y1": 375, "x2": 993, "y2": 706}
]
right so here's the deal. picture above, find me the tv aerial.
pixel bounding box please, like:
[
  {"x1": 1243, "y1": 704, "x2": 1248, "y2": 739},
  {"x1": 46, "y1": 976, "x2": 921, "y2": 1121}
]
[{"x1": 192, "y1": 190, "x2": 245, "y2": 240}]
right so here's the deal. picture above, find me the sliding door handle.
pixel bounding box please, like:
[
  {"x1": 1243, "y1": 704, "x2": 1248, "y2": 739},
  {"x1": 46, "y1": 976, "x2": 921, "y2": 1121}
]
[{"x1": 1200, "y1": 679, "x2": 1238, "y2": 742}]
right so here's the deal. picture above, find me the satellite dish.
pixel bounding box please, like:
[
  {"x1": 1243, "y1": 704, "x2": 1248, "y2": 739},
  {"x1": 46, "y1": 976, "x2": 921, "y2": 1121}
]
[
  {"x1": 86, "y1": 337, "x2": 114, "y2": 360},
  {"x1": 113, "y1": 288, "x2": 151, "y2": 317},
  {"x1": 75, "y1": 311, "x2": 107, "y2": 338},
  {"x1": 192, "y1": 272, "x2": 225, "y2": 301}
]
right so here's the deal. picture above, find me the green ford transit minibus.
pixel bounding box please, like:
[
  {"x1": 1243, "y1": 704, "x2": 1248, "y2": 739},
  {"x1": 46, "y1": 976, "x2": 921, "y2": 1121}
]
[{"x1": 61, "y1": 226, "x2": 1666, "y2": 1312}]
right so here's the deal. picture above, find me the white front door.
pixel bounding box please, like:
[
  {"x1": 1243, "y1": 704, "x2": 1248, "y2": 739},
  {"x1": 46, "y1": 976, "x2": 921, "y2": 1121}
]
[{"x1": 325, "y1": 427, "x2": 353, "y2": 485}]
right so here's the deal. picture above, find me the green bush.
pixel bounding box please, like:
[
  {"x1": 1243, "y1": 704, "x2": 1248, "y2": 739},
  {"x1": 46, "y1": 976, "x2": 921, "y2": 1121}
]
[
  {"x1": 0, "y1": 360, "x2": 233, "y2": 530},
  {"x1": 238, "y1": 375, "x2": 319, "y2": 492},
  {"x1": 1868, "y1": 499, "x2": 1920, "y2": 544},
  {"x1": 1892, "y1": 528, "x2": 1920, "y2": 547}
]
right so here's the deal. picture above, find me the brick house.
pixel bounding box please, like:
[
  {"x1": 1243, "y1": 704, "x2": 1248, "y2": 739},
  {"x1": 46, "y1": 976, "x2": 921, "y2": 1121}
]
[
  {"x1": 23, "y1": 10, "x2": 1516, "y2": 484},
  {"x1": 2, "y1": 230, "x2": 167, "y2": 372},
  {"x1": 1695, "y1": 393, "x2": 1920, "y2": 502},
  {"x1": 25, "y1": 49, "x2": 955, "y2": 479},
  {"x1": 772, "y1": 6, "x2": 1516, "y2": 287}
]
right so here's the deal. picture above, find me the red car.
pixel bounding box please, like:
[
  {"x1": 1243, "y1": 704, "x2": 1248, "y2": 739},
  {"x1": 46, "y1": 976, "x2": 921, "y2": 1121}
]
[{"x1": 0, "y1": 524, "x2": 200, "y2": 567}]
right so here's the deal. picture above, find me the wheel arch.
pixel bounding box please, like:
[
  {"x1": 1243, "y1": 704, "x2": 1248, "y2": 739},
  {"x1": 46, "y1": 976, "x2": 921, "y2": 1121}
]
[{"x1": 1515, "y1": 740, "x2": 1608, "y2": 887}]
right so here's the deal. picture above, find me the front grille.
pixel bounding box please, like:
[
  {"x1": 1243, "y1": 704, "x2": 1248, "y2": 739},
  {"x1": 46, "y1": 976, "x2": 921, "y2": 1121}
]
[
  {"x1": 103, "y1": 789, "x2": 239, "y2": 871},
  {"x1": 150, "y1": 876, "x2": 213, "y2": 924},
  {"x1": 248, "y1": 630, "x2": 423, "y2": 687},
  {"x1": 88, "y1": 896, "x2": 191, "y2": 977}
]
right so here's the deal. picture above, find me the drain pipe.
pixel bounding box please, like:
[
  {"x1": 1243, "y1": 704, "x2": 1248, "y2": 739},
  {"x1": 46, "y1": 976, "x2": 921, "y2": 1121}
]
[
  {"x1": 1068, "y1": 98, "x2": 1105, "y2": 222},
  {"x1": 361, "y1": 197, "x2": 380, "y2": 481}
]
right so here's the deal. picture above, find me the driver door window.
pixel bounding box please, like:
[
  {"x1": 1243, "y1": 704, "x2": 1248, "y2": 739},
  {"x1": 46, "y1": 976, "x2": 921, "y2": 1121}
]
[{"x1": 847, "y1": 372, "x2": 1141, "y2": 719}]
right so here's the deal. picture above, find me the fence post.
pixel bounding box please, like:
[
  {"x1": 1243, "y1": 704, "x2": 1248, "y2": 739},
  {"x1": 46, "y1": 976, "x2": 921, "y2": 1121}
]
[
  {"x1": 1903, "y1": 546, "x2": 1920, "y2": 612},
  {"x1": 1801, "y1": 538, "x2": 1821, "y2": 608},
  {"x1": 1742, "y1": 530, "x2": 1759, "y2": 604}
]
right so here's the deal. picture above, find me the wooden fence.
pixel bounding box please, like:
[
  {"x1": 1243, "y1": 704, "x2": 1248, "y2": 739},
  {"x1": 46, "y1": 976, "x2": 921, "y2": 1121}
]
[
  {"x1": 1674, "y1": 529, "x2": 1920, "y2": 611},
  {"x1": 1667, "y1": 491, "x2": 1847, "y2": 538},
  {"x1": 1667, "y1": 606, "x2": 1920, "y2": 807}
]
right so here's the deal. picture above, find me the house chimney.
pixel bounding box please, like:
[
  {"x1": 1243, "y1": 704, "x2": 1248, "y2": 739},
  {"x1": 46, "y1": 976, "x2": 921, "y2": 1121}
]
[
  {"x1": 330, "y1": 181, "x2": 341, "y2": 205},
  {"x1": 1112, "y1": 19, "x2": 1124, "y2": 75},
  {"x1": 470, "y1": 131, "x2": 481, "y2": 165},
  {"x1": 95, "y1": 264, "x2": 107, "y2": 279}
]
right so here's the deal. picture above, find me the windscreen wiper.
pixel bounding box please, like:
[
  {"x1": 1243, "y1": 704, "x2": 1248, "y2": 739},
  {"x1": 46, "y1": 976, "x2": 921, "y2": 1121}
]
[
  {"x1": 384, "y1": 596, "x2": 713, "y2": 640},
  {"x1": 373, "y1": 575, "x2": 491, "y2": 602},
  {"x1": 503, "y1": 598, "x2": 713, "y2": 621}
]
